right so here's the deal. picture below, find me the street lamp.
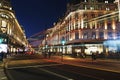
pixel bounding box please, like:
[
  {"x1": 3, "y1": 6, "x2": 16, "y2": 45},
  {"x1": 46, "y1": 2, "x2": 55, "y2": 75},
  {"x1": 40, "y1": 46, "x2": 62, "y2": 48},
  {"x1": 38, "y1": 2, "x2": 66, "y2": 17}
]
[
  {"x1": 44, "y1": 34, "x2": 48, "y2": 58},
  {"x1": 61, "y1": 37, "x2": 65, "y2": 61}
]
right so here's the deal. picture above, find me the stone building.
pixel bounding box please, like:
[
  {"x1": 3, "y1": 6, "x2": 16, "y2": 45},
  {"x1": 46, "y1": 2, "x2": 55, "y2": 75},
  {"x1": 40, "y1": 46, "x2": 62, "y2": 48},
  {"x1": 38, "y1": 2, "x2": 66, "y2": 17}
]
[{"x1": 0, "y1": 0, "x2": 28, "y2": 53}]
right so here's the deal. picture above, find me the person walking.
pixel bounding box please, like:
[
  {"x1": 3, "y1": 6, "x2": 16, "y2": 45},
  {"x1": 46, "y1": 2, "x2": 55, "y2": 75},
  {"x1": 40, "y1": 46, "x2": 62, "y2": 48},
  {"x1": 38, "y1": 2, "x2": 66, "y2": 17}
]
[
  {"x1": 92, "y1": 52, "x2": 96, "y2": 61},
  {"x1": 48, "y1": 52, "x2": 52, "y2": 59},
  {"x1": 0, "y1": 52, "x2": 4, "y2": 62}
]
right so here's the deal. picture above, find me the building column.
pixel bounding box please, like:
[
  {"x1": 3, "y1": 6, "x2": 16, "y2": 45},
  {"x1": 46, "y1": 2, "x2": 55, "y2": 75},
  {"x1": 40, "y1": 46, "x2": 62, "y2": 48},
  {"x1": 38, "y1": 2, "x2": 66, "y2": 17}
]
[{"x1": 115, "y1": 0, "x2": 120, "y2": 22}]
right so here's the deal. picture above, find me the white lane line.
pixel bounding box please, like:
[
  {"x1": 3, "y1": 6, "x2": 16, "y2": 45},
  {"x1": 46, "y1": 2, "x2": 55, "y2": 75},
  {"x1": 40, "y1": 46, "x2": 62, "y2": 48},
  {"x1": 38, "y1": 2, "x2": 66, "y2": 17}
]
[
  {"x1": 66, "y1": 63, "x2": 120, "y2": 74},
  {"x1": 5, "y1": 69, "x2": 15, "y2": 80},
  {"x1": 39, "y1": 68, "x2": 74, "y2": 80},
  {"x1": 7, "y1": 64, "x2": 63, "y2": 69},
  {"x1": 1, "y1": 77, "x2": 7, "y2": 80}
]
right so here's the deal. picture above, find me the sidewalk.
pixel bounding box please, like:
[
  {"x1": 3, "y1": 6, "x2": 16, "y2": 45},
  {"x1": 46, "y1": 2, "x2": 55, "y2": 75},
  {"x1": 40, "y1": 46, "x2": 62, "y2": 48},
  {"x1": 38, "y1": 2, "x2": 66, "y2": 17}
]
[
  {"x1": 0, "y1": 61, "x2": 8, "y2": 80},
  {"x1": 48, "y1": 55, "x2": 120, "y2": 73}
]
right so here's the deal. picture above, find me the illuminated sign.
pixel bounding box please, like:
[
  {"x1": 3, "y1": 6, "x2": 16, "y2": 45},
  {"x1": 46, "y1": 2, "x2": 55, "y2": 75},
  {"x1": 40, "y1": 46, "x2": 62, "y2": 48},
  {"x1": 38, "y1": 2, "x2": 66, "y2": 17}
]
[{"x1": 0, "y1": 44, "x2": 7, "y2": 53}]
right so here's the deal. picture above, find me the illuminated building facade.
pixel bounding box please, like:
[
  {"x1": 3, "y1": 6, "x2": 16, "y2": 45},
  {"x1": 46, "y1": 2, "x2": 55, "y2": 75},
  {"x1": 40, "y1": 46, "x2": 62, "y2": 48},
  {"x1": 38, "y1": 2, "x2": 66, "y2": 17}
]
[
  {"x1": 31, "y1": 0, "x2": 120, "y2": 57},
  {"x1": 28, "y1": 30, "x2": 47, "y2": 53},
  {"x1": 45, "y1": 0, "x2": 120, "y2": 56},
  {"x1": 0, "y1": 0, "x2": 28, "y2": 53}
]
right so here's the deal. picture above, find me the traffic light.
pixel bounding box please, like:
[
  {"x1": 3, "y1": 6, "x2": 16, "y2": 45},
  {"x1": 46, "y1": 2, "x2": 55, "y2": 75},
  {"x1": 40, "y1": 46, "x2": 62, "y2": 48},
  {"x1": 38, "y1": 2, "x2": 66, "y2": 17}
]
[
  {"x1": 0, "y1": 38, "x2": 3, "y2": 43},
  {"x1": 0, "y1": 38, "x2": 7, "y2": 44},
  {"x1": 61, "y1": 37, "x2": 65, "y2": 45}
]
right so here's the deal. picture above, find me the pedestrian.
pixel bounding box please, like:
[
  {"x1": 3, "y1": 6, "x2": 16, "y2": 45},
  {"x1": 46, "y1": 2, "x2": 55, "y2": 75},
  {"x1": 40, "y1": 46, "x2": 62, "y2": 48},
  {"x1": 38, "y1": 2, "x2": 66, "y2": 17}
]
[
  {"x1": 43, "y1": 52, "x2": 47, "y2": 58},
  {"x1": 0, "y1": 52, "x2": 4, "y2": 62},
  {"x1": 48, "y1": 52, "x2": 52, "y2": 59},
  {"x1": 81, "y1": 53, "x2": 86, "y2": 58},
  {"x1": 92, "y1": 52, "x2": 96, "y2": 61}
]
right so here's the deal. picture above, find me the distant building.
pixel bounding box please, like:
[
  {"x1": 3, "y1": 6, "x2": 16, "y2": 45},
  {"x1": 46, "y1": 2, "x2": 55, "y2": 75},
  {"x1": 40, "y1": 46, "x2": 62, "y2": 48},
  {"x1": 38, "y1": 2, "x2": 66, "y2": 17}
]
[{"x1": 28, "y1": 30, "x2": 46, "y2": 53}]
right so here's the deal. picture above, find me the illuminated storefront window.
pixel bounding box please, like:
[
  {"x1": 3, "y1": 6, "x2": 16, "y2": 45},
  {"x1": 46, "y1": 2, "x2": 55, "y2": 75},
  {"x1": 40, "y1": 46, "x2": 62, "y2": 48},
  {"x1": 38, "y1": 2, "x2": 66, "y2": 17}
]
[{"x1": 104, "y1": 40, "x2": 120, "y2": 53}]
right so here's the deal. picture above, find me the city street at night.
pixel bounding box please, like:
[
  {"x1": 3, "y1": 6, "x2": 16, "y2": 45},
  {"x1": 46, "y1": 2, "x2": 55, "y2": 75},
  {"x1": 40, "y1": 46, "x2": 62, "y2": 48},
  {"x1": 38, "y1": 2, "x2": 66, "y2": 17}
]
[
  {"x1": 4, "y1": 54, "x2": 120, "y2": 80},
  {"x1": 1, "y1": 0, "x2": 120, "y2": 80}
]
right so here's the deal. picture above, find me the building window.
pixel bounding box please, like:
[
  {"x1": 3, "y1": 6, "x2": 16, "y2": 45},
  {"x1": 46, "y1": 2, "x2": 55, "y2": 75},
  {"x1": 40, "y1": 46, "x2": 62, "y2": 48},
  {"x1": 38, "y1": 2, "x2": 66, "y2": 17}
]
[
  {"x1": 106, "y1": 7, "x2": 110, "y2": 11},
  {"x1": 99, "y1": 32, "x2": 104, "y2": 39},
  {"x1": 83, "y1": 32, "x2": 88, "y2": 39},
  {"x1": 116, "y1": 32, "x2": 120, "y2": 39},
  {"x1": 84, "y1": 0, "x2": 87, "y2": 2},
  {"x1": 90, "y1": 7, "x2": 94, "y2": 10},
  {"x1": 108, "y1": 32, "x2": 113, "y2": 39},
  {"x1": 1, "y1": 20, "x2": 7, "y2": 27},
  {"x1": 92, "y1": 32, "x2": 96, "y2": 39},
  {"x1": 75, "y1": 13, "x2": 78, "y2": 20},
  {"x1": 105, "y1": 1, "x2": 108, "y2": 3},
  {"x1": 75, "y1": 32, "x2": 79, "y2": 40},
  {"x1": 91, "y1": 14, "x2": 95, "y2": 18},
  {"x1": 115, "y1": 16, "x2": 119, "y2": 22},
  {"x1": 107, "y1": 23, "x2": 112, "y2": 30},
  {"x1": 98, "y1": 21, "x2": 104, "y2": 29},
  {"x1": 84, "y1": 22, "x2": 89, "y2": 29},
  {"x1": 84, "y1": 5, "x2": 87, "y2": 10},
  {"x1": 66, "y1": 35, "x2": 69, "y2": 41},
  {"x1": 75, "y1": 23, "x2": 78, "y2": 30},
  {"x1": 84, "y1": 13, "x2": 88, "y2": 19},
  {"x1": 92, "y1": 22, "x2": 95, "y2": 29},
  {"x1": 98, "y1": 13, "x2": 102, "y2": 17}
]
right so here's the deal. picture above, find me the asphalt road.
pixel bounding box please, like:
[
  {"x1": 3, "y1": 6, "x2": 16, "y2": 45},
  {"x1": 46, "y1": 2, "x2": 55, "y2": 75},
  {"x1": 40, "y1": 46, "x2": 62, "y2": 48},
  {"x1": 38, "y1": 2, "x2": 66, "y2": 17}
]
[{"x1": 5, "y1": 54, "x2": 120, "y2": 80}]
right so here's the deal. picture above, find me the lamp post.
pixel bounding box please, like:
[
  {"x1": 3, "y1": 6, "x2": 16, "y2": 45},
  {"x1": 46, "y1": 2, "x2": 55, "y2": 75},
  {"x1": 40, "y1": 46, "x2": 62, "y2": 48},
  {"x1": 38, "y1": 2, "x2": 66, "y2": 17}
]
[
  {"x1": 44, "y1": 34, "x2": 48, "y2": 58},
  {"x1": 61, "y1": 37, "x2": 65, "y2": 61}
]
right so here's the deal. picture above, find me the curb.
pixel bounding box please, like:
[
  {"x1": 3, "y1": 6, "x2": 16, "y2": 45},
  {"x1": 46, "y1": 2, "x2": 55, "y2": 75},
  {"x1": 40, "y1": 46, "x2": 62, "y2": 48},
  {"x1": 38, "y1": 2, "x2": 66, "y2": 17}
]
[
  {"x1": 0, "y1": 64, "x2": 8, "y2": 80},
  {"x1": 61, "y1": 61, "x2": 120, "y2": 74},
  {"x1": 49, "y1": 56, "x2": 120, "y2": 74},
  {"x1": 0, "y1": 60, "x2": 8, "y2": 80}
]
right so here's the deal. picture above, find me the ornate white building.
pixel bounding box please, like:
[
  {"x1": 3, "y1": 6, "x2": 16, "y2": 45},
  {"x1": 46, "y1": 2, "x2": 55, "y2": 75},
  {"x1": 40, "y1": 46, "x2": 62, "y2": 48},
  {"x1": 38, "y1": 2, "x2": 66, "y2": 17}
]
[
  {"x1": 0, "y1": 0, "x2": 28, "y2": 53},
  {"x1": 30, "y1": 0, "x2": 120, "y2": 58},
  {"x1": 44, "y1": 0, "x2": 120, "y2": 56}
]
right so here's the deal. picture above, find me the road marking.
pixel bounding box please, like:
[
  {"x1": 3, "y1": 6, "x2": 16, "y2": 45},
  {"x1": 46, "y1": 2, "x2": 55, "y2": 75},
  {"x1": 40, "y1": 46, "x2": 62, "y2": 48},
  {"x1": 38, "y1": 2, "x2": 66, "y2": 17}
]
[
  {"x1": 39, "y1": 68, "x2": 74, "y2": 80},
  {"x1": 7, "y1": 64, "x2": 74, "y2": 80},
  {"x1": 1, "y1": 77, "x2": 7, "y2": 80},
  {"x1": 5, "y1": 69, "x2": 15, "y2": 80},
  {"x1": 65, "y1": 62, "x2": 120, "y2": 74},
  {"x1": 7, "y1": 64, "x2": 63, "y2": 69}
]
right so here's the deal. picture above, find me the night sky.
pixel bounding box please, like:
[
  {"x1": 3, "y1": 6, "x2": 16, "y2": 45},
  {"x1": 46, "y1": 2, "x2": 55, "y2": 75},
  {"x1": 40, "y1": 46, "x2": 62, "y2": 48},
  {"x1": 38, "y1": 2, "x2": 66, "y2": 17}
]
[
  {"x1": 11, "y1": 0, "x2": 71, "y2": 38},
  {"x1": 10, "y1": 0, "x2": 114, "y2": 38}
]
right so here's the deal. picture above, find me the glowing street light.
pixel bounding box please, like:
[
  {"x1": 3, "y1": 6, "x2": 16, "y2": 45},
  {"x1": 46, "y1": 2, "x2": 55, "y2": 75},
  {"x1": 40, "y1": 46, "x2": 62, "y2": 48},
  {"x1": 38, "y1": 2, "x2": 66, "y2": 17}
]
[
  {"x1": 0, "y1": 38, "x2": 3, "y2": 43},
  {"x1": 61, "y1": 36, "x2": 65, "y2": 61}
]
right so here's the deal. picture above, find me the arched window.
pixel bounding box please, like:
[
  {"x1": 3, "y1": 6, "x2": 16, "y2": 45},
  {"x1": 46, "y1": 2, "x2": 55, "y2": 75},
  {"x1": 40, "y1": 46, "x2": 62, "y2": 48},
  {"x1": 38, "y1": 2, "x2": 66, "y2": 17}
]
[{"x1": 1, "y1": 20, "x2": 7, "y2": 27}]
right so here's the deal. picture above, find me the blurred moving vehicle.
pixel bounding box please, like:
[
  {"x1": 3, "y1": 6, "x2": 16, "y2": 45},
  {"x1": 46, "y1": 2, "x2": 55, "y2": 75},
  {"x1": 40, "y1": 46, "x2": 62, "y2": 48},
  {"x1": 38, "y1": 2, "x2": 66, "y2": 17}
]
[{"x1": 25, "y1": 51, "x2": 34, "y2": 55}]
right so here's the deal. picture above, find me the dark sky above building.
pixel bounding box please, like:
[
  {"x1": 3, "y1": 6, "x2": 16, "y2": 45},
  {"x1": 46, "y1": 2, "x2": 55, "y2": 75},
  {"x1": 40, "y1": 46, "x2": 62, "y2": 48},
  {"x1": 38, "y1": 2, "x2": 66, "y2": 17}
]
[
  {"x1": 10, "y1": 0, "x2": 115, "y2": 38},
  {"x1": 11, "y1": 0, "x2": 71, "y2": 37}
]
